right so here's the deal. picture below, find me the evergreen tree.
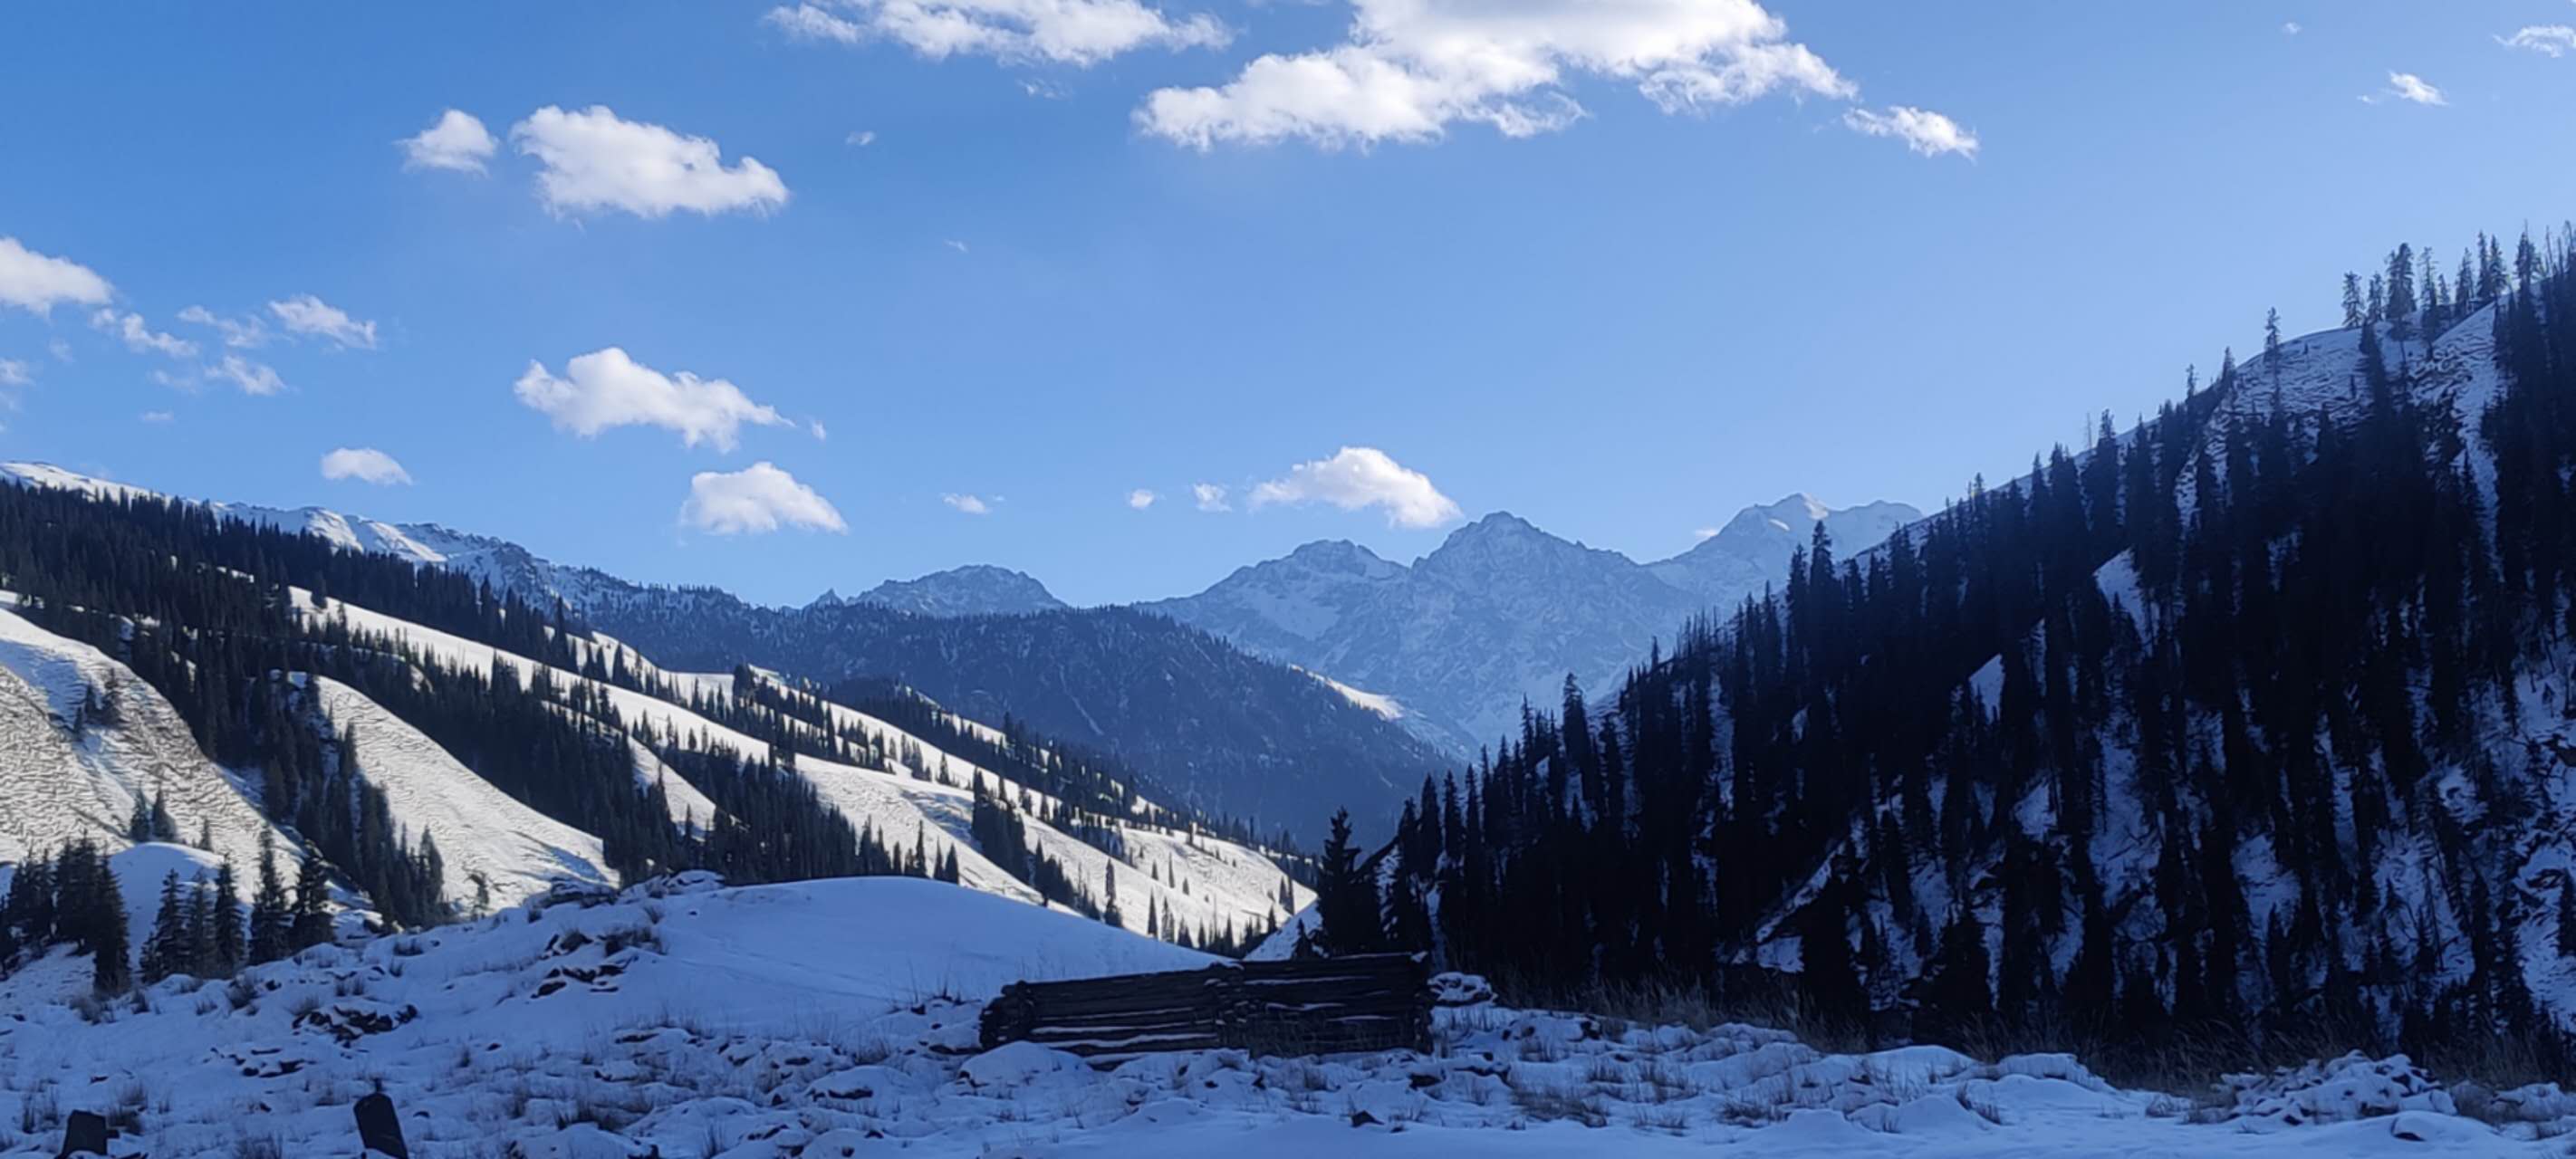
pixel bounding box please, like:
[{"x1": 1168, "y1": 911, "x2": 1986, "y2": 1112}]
[
  {"x1": 248, "y1": 834, "x2": 291, "y2": 965},
  {"x1": 208, "y1": 860, "x2": 244, "y2": 975},
  {"x1": 141, "y1": 871, "x2": 187, "y2": 984},
  {"x1": 289, "y1": 855, "x2": 333, "y2": 952},
  {"x1": 1313, "y1": 809, "x2": 1381, "y2": 955},
  {"x1": 88, "y1": 859, "x2": 132, "y2": 996}
]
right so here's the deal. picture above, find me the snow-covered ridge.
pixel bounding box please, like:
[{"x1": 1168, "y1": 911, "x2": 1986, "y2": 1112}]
[
  {"x1": 290, "y1": 586, "x2": 1309, "y2": 942},
  {"x1": 0, "y1": 600, "x2": 287, "y2": 873},
  {"x1": 1149, "y1": 496, "x2": 1924, "y2": 757},
  {"x1": 1, "y1": 873, "x2": 2562, "y2": 1156}
]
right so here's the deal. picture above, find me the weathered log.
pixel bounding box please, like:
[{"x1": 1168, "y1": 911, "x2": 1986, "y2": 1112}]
[{"x1": 980, "y1": 953, "x2": 1432, "y2": 1058}]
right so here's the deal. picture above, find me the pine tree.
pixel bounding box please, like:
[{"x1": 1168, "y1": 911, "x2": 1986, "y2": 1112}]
[
  {"x1": 141, "y1": 871, "x2": 187, "y2": 984},
  {"x1": 289, "y1": 855, "x2": 332, "y2": 951},
  {"x1": 209, "y1": 860, "x2": 244, "y2": 975},
  {"x1": 249, "y1": 834, "x2": 291, "y2": 964},
  {"x1": 2341, "y1": 273, "x2": 2365, "y2": 328},
  {"x1": 91, "y1": 868, "x2": 132, "y2": 996},
  {"x1": 2385, "y1": 244, "x2": 2417, "y2": 340},
  {"x1": 149, "y1": 790, "x2": 178, "y2": 843},
  {"x1": 1314, "y1": 809, "x2": 1380, "y2": 955},
  {"x1": 2263, "y1": 308, "x2": 2283, "y2": 381}
]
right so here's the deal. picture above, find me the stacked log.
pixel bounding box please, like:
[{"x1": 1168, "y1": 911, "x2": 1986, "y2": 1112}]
[{"x1": 979, "y1": 953, "x2": 1429, "y2": 1061}]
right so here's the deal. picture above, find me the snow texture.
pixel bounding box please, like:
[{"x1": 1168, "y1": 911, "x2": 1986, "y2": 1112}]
[{"x1": 0, "y1": 876, "x2": 2563, "y2": 1156}]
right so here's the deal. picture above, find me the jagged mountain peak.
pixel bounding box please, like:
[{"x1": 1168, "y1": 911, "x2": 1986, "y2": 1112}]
[
  {"x1": 1416, "y1": 511, "x2": 1626, "y2": 579},
  {"x1": 847, "y1": 565, "x2": 1068, "y2": 618},
  {"x1": 1732, "y1": 493, "x2": 1836, "y2": 532},
  {"x1": 1156, "y1": 496, "x2": 1916, "y2": 758}
]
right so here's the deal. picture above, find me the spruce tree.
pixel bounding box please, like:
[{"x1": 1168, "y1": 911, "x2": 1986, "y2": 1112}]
[
  {"x1": 91, "y1": 870, "x2": 131, "y2": 996},
  {"x1": 209, "y1": 861, "x2": 244, "y2": 975},
  {"x1": 141, "y1": 871, "x2": 186, "y2": 984},
  {"x1": 1314, "y1": 809, "x2": 1380, "y2": 955},
  {"x1": 289, "y1": 855, "x2": 332, "y2": 951},
  {"x1": 249, "y1": 835, "x2": 291, "y2": 964},
  {"x1": 2263, "y1": 308, "x2": 2283, "y2": 381},
  {"x1": 149, "y1": 790, "x2": 178, "y2": 843}
]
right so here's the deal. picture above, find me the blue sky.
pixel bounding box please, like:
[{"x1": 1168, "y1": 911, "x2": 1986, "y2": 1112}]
[{"x1": 1, "y1": 3, "x2": 2570, "y2": 607}]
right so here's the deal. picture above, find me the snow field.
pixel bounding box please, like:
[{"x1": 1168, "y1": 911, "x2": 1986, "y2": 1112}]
[{"x1": 0, "y1": 874, "x2": 2562, "y2": 1157}]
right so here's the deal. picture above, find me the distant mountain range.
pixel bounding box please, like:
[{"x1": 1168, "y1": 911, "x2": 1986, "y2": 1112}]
[
  {"x1": 3, "y1": 460, "x2": 1917, "y2": 827},
  {"x1": 848, "y1": 494, "x2": 1922, "y2": 755},
  {"x1": 0, "y1": 463, "x2": 1449, "y2": 837}
]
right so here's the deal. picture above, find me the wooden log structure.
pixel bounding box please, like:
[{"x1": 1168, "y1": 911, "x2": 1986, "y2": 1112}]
[{"x1": 979, "y1": 953, "x2": 1430, "y2": 1061}]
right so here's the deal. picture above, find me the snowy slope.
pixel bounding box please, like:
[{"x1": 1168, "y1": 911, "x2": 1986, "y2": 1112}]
[
  {"x1": 0, "y1": 602, "x2": 285, "y2": 872},
  {"x1": 0, "y1": 873, "x2": 2559, "y2": 1157},
  {"x1": 296, "y1": 588, "x2": 1308, "y2": 940},
  {"x1": 299, "y1": 675, "x2": 614, "y2": 908}
]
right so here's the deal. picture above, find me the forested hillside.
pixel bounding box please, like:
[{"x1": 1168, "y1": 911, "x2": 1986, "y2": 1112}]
[
  {"x1": 0, "y1": 483, "x2": 1311, "y2": 990},
  {"x1": 580, "y1": 592, "x2": 1451, "y2": 837},
  {"x1": 1311, "y1": 230, "x2": 2576, "y2": 1070}
]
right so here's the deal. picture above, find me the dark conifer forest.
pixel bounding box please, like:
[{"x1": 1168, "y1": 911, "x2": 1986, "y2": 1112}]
[{"x1": 1311, "y1": 230, "x2": 2576, "y2": 1068}]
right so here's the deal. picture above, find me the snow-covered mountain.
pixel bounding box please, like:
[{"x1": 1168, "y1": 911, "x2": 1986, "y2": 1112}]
[
  {"x1": 812, "y1": 564, "x2": 1069, "y2": 618},
  {"x1": 1648, "y1": 494, "x2": 1923, "y2": 602},
  {"x1": 0, "y1": 462, "x2": 1447, "y2": 836},
  {"x1": 1147, "y1": 498, "x2": 1920, "y2": 754},
  {"x1": 0, "y1": 462, "x2": 619, "y2": 615},
  {"x1": 0, "y1": 480, "x2": 1313, "y2": 952}
]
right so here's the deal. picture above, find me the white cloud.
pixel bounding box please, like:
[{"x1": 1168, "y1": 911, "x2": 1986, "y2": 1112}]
[
  {"x1": 47, "y1": 339, "x2": 72, "y2": 363},
  {"x1": 399, "y1": 110, "x2": 499, "y2": 174},
  {"x1": 1138, "y1": 0, "x2": 1860, "y2": 149},
  {"x1": 942, "y1": 493, "x2": 995, "y2": 514},
  {"x1": 2282, "y1": 22, "x2": 2301, "y2": 36},
  {"x1": 91, "y1": 310, "x2": 197, "y2": 359},
  {"x1": 514, "y1": 347, "x2": 787, "y2": 451},
  {"x1": 766, "y1": 0, "x2": 1228, "y2": 67},
  {"x1": 320, "y1": 446, "x2": 413, "y2": 485},
  {"x1": 0, "y1": 359, "x2": 28, "y2": 388},
  {"x1": 0, "y1": 237, "x2": 113, "y2": 316},
  {"x1": 2376, "y1": 72, "x2": 2446, "y2": 105},
  {"x1": 810, "y1": 419, "x2": 829, "y2": 441},
  {"x1": 1694, "y1": 526, "x2": 1720, "y2": 541},
  {"x1": 178, "y1": 305, "x2": 270, "y2": 349},
  {"x1": 1250, "y1": 445, "x2": 1460, "y2": 528},
  {"x1": 139, "y1": 410, "x2": 174, "y2": 424},
  {"x1": 681, "y1": 462, "x2": 847, "y2": 534},
  {"x1": 847, "y1": 129, "x2": 878, "y2": 147},
  {"x1": 209, "y1": 354, "x2": 286, "y2": 396},
  {"x1": 2500, "y1": 26, "x2": 2576, "y2": 56},
  {"x1": 944, "y1": 238, "x2": 971, "y2": 254},
  {"x1": 268, "y1": 294, "x2": 380, "y2": 350},
  {"x1": 1127, "y1": 488, "x2": 1158, "y2": 510},
  {"x1": 1841, "y1": 105, "x2": 1977, "y2": 158},
  {"x1": 512, "y1": 106, "x2": 790, "y2": 219},
  {"x1": 1192, "y1": 482, "x2": 1231, "y2": 512}
]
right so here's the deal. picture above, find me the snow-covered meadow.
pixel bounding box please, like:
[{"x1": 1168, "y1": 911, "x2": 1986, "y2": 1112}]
[{"x1": 2, "y1": 873, "x2": 2569, "y2": 1157}]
